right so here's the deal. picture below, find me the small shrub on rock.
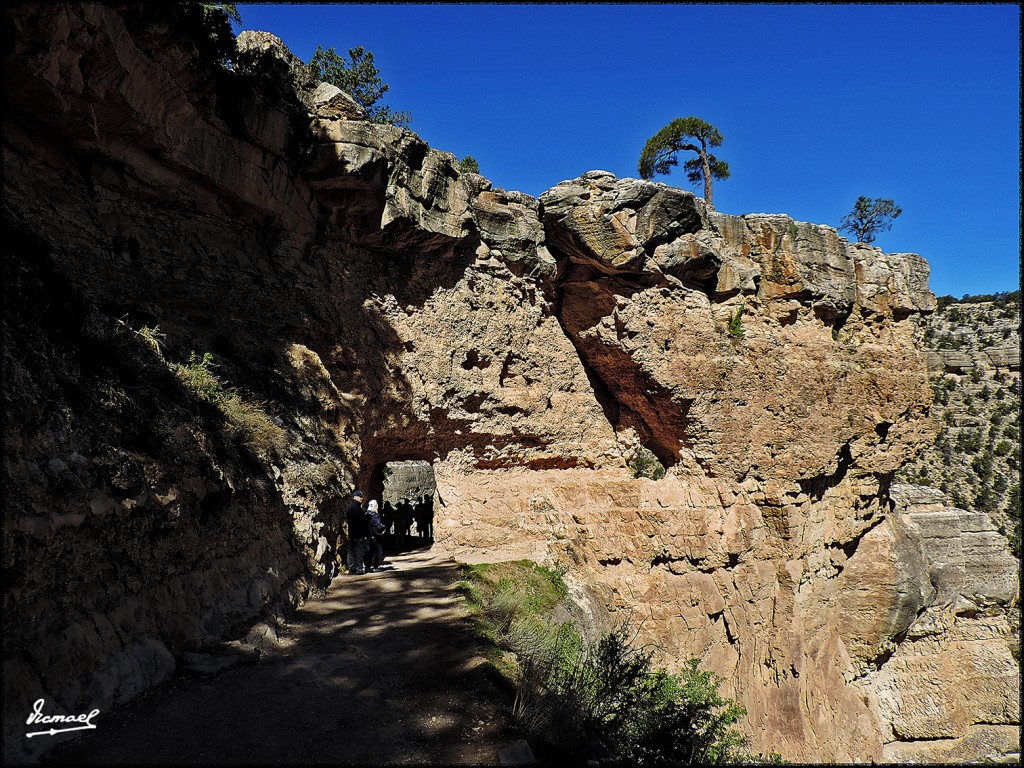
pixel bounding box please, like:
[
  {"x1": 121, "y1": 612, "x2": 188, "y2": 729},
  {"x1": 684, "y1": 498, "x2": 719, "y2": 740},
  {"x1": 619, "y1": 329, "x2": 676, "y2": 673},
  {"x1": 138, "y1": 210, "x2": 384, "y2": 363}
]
[
  {"x1": 629, "y1": 446, "x2": 667, "y2": 480},
  {"x1": 175, "y1": 351, "x2": 287, "y2": 458},
  {"x1": 728, "y1": 305, "x2": 746, "y2": 339}
]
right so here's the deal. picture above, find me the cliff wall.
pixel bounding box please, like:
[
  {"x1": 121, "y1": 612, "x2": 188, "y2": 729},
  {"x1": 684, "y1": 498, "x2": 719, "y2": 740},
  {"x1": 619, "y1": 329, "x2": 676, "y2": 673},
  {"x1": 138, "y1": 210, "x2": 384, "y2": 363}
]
[{"x1": 2, "y1": 5, "x2": 1017, "y2": 762}]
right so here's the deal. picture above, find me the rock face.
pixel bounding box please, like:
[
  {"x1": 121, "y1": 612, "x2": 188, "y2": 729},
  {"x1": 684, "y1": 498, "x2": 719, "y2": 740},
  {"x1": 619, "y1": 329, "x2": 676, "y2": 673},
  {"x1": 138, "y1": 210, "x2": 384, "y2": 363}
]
[
  {"x1": 898, "y1": 295, "x2": 1021, "y2": 546},
  {"x1": 867, "y1": 486, "x2": 1020, "y2": 763},
  {"x1": 2, "y1": 6, "x2": 1018, "y2": 763}
]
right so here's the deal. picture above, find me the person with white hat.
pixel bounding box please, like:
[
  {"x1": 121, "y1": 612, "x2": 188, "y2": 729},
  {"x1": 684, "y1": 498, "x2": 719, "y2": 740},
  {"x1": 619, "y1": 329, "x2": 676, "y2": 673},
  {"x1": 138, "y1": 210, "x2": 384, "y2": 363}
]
[{"x1": 365, "y1": 499, "x2": 386, "y2": 572}]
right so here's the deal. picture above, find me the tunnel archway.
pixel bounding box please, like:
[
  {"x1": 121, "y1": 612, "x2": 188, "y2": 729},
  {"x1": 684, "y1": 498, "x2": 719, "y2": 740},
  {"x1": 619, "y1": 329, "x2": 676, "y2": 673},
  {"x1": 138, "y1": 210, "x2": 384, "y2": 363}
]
[{"x1": 369, "y1": 460, "x2": 437, "y2": 553}]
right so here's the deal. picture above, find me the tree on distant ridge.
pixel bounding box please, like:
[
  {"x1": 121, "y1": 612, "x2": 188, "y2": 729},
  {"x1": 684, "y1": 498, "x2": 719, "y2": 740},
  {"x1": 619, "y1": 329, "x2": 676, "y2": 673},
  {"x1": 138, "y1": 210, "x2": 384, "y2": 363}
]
[
  {"x1": 838, "y1": 196, "x2": 903, "y2": 243},
  {"x1": 638, "y1": 116, "x2": 730, "y2": 210},
  {"x1": 459, "y1": 155, "x2": 480, "y2": 174},
  {"x1": 308, "y1": 44, "x2": 411, "y2": 127}
]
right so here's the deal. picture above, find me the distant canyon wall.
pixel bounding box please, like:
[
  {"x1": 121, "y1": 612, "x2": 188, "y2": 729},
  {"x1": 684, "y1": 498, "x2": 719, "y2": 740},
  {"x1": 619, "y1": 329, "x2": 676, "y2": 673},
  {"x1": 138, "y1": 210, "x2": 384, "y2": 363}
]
[{"x1": 2, "y1": 5, "x2": 1017, "y2": 763}]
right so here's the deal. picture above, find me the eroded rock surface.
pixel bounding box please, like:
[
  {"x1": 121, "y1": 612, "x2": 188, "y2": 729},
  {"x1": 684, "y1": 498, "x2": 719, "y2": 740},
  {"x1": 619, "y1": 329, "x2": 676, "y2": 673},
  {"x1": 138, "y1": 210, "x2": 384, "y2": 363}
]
[
  {"x1": 860, "y1": 485, "x2": 1020, "y2": 762},
  {"x1": 2, "y1": 6, "x2": 1017, "y2": 763}
]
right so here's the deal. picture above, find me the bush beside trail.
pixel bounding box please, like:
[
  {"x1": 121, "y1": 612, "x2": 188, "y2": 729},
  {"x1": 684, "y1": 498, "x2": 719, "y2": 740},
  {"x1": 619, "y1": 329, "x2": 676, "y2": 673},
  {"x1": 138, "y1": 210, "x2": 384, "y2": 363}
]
[{"x1": 459, "y1": 561, "x2": 784, "y2": 765}]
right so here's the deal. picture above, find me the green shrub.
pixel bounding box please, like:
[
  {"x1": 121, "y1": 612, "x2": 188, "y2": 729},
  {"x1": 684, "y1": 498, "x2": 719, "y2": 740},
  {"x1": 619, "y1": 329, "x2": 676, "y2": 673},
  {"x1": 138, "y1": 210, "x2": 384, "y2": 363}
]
[
  {"x1": 459, "y1": 155, "x2": 480, "y2": 174},
  {"x1": 951, "y1": 488, "x2": 969, "y2": 509},
  {"x1": 177, "y1": 351, "x2": 222, "y2": 402},
  {"x1": 517, "y1": 625, "x2": 759, "y2": 765},
  {"x1": 1008, "y1": 451, "x2": 1020, "y2": 473},
  {"x1": 994, "y1": 401, "x2": 1015, "y2": 418},
  {"x1": 974, "y1": 484, "x2": 995, "y2": 513},
  {"x1": 136, "y1": 324, "x2": 165, "y2": 350},
  {"x1": 629, "y1": 446, "x2": 667, "y2": 480},
  {"x1": 308, "y1": 44, "x2": 411, "y2": 127},
  {"x1": 728, "y1": 306, "x2": 746, "y2": 339},
  {"x1": 930, "y1": 379, "x2": 949, "y2": 405},
  {"x1": 175, "y1": 351, "x2": 287, "y2": 457},
  {"x1": 460, "y1": 561, "x2": 781, "y2": 765},
  {"x1": 956, "y1": 429, "x2": 982, "y2": 454}
]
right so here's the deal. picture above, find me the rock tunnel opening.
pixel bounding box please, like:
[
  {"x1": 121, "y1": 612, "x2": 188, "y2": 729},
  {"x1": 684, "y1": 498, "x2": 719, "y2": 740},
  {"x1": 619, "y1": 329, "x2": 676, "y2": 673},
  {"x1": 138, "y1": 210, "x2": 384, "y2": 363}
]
[{"x1": 367, "y1": 460, "x2": 438, "y2": 554}]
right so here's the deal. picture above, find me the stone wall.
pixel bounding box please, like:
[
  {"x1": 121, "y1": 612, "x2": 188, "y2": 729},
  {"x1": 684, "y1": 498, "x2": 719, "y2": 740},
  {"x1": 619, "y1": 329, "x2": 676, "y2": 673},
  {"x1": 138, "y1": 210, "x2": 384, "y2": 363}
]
[{"x1": 2, "y1": 5, "x2": 1017, "y2": 763}]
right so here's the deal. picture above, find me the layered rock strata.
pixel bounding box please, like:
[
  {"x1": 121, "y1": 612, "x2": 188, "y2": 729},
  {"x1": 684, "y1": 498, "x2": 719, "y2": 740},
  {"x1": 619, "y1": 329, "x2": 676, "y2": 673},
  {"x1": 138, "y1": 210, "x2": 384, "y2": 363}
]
[
  {"x1": 868, "y1": 486, "x2": 1020, "y2": 763},
  {"x1": 2, "y1": 5, "x2": 1018, "y2": 763},
  {"x1": 899, "y1": 296, "x2": 1021, "y2": 543}
]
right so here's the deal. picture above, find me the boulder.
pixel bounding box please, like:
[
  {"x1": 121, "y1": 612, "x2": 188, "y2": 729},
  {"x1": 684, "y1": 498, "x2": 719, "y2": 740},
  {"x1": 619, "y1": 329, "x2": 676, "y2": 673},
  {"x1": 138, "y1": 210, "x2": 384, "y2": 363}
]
[
  {"x1": 471, "y1": 189, "x2": 556, "y2": 278},
  {"x1": 311, "y1": 83, "x2": 366, "y2": 120},
  {"x1": 540, "y1": 171, "x2": 705, "y2": 273}
]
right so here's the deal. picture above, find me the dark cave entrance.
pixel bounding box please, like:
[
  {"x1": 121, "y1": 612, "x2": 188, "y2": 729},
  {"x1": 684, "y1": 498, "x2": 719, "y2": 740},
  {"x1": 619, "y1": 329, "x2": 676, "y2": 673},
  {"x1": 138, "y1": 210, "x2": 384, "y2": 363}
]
[{"x1": 367, "y1": 460, "x2": 437, "y2": 553}]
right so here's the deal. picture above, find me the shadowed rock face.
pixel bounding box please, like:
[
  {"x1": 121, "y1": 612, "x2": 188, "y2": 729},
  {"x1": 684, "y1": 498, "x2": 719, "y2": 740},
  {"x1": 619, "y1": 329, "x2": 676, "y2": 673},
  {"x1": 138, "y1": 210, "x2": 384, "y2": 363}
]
[{"x1": 2, "y1": 5, "x2": 1017, "y2": 763}]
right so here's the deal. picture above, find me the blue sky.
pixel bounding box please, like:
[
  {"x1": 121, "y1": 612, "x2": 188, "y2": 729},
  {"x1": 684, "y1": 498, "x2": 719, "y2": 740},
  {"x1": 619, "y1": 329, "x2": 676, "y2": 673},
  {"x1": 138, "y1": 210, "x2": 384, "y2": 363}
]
[{"x1": 235, "y1": 4, "x2": 1020, "y2": 297}]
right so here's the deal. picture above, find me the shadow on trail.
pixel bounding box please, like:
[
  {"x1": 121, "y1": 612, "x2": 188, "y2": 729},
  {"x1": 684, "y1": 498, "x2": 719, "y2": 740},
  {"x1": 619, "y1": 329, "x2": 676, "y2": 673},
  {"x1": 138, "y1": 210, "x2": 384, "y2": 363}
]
[{"x1": 46, "y1": 552, "x2": 518, "y2": 765}]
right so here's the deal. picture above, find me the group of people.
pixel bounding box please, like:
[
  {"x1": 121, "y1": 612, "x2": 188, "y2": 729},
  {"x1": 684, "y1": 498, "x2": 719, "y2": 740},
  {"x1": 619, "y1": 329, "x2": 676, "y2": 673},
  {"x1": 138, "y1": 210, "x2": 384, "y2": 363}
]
[
  {"x1": 341, "y1": 490, "x2": 437, "y2": 576},
  {"x1": 390, "y1": 499, "x2": 434, "y2": 549},
  {"x1": 344, "y1": 491, "x2": 387, "y2": 575}
]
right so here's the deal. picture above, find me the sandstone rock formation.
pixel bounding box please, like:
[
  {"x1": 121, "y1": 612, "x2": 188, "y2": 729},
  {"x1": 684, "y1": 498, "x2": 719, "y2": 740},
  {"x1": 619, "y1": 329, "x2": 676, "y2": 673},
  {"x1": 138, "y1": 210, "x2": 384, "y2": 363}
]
[
  {"x1": 866, "y1": 485, "x2": 1020, "y2": 763},
  {"x1": 2, "y1": 5, "x2": 1018, "y2": 763}
]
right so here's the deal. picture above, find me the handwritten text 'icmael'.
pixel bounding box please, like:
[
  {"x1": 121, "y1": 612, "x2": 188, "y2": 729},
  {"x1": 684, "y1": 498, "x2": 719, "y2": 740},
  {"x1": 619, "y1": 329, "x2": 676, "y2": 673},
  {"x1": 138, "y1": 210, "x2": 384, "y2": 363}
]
[{"x1": 25, "y1": 698, "x2": 100, "y2": 737}]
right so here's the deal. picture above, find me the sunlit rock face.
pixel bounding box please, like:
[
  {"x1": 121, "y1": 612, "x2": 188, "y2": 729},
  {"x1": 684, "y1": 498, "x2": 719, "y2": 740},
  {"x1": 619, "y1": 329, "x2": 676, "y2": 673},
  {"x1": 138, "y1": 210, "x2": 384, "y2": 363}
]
[{"x1": 2, "y1": 5, "x2": 1016, "y2": 763}]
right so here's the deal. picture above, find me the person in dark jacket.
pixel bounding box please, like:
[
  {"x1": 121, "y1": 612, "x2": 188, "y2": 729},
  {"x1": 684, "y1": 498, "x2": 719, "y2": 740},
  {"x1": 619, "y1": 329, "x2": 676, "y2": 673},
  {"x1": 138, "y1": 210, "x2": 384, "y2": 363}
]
[{"x1": 345, "y1": 491, "x2": 368, "y2": 575}]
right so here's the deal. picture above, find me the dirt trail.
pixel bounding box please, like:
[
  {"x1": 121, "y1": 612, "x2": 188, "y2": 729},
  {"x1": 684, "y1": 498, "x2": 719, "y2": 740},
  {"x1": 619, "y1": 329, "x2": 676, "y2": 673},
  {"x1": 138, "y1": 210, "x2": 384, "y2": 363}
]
[{"x1": 48, "y1": 549, "x2": 521, "y2": 764}]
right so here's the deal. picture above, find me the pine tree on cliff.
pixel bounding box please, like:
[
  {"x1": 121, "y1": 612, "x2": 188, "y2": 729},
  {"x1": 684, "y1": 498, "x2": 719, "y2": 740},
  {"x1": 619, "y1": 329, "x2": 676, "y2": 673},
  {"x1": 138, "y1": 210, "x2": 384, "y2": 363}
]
[
  {"x1": 638, "y1": 117, "x2": 730, "y2": 210},
  {"x1": 308, "y1": 44, "x2": 411, "y2": 128},
  {"x1": 838, "y1": 196, "x2": 903, "y2": 243}
]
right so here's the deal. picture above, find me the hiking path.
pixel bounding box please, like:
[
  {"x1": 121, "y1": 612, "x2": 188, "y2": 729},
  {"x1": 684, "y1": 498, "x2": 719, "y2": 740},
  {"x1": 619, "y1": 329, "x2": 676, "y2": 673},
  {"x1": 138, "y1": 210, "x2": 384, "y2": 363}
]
[{"x1": 47, "y1": 549, "x2": 521, "y2": 764}]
